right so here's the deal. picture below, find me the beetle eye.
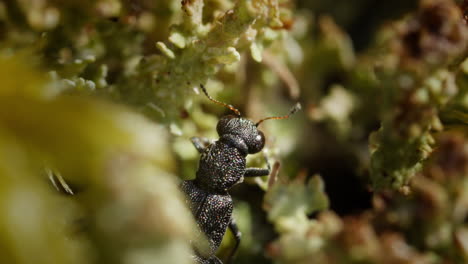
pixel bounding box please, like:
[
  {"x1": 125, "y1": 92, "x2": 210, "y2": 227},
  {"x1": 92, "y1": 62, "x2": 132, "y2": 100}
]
[
  {"x1": 256, "y1": 131, "x2": 264, "y2": 143},
  {"x1": 252, "y1": 130, "x2": 265, "y2": 153}
]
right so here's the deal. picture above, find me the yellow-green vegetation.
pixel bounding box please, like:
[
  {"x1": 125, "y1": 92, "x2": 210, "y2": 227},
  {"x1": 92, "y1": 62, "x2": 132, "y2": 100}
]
[
  {"x1": 1, "y1": 0, "x2": 468, "y2": 263},
  {"x1": 0, "y1": 53, "x2": 194, "y2": 264}
]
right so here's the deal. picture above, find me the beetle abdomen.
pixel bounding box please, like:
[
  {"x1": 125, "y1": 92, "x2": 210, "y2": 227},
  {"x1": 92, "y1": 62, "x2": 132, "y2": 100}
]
[
  {"x1": 197, "y1": 192, "x2": 233, "y2": 253},
  {"x1": 181, "y1": 180, "x2": 233, "y2": 254}
]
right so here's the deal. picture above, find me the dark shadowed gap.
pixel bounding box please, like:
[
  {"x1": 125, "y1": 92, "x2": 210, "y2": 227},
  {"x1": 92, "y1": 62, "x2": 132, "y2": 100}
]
[
  {"x1": 298, "y1": 123, "x2": 373, "y2": 216},
  {"x1": 346, "y1": 0, "x2": 418, "y2": 50},
  {"x1": 297, "y1": 0, "x2": 418, "y2": 51}
]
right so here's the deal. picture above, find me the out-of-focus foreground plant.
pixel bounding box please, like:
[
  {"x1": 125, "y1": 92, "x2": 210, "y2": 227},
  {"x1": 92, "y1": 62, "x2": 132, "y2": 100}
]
[
  {"x1": 1, "y1": 0, "x2": 468, "y2": 264},
  {"x1": 0, "y1": 53, "x2": 194, "y2": 264}
]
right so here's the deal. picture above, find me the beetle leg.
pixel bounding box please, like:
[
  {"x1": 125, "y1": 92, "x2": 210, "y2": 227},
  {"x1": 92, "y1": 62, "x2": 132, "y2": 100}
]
[
  {"x1": 210, "y1": 256, "x2": 223, "y2": 264},
  {"x1": 244, "y1": 167, "x2": 270, "y2": 177},
  {"x1": 263, "y1": 153, "x2": 271, "y2": 172},
  {"x1": 226, "y1": 218, "x2": 241, "y2": 264},
  {"x1": 244, "y1": 153, "x2": 271, "y2": 177},
  {"x1": 191, "y1": 137, "x2": 212, "y2": 153},
  {"x1": 46, "y1": 168, "x2": 75, "y2": 195}
]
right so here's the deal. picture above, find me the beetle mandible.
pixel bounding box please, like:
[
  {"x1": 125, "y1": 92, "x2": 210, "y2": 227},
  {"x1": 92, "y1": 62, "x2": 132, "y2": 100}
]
[{"x1": 181, "y1": 85, "x2": 300, "y2": 264}]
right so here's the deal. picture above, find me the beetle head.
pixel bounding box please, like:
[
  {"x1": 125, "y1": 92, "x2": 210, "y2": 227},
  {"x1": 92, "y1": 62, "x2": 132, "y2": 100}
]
[
  {"x1": 199, "y1": 84, "x2": 300, "y2": 154},
  {"x1": 217, "y1": 116, "x2": 265, "y2": 154}
]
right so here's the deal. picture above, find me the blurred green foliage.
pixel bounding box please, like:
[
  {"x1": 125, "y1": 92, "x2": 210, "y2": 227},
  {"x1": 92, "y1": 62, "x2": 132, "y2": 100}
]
[{"x1": 0, "y1": 0, "x2": 468, "y2": 263}]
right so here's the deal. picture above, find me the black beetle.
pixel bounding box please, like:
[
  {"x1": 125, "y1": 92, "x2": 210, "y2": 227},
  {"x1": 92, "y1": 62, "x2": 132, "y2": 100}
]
[{"x1": 181, "y1": 85, "x2": 300, "y2": 264}]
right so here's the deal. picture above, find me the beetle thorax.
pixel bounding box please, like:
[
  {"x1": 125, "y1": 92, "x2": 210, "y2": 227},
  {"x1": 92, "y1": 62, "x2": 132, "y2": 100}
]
[{"x1": 195, "y1": 141, "x2": 246, "y2": 192}]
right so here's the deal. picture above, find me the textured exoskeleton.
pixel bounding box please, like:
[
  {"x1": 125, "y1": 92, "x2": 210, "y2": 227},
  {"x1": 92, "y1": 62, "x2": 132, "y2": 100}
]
[
  {"x1": 181, "y1": 85, "x2": 300, "y2": 264},
  {"x1": 181, "y1": 116, "x2": 270, "y2": 264}
]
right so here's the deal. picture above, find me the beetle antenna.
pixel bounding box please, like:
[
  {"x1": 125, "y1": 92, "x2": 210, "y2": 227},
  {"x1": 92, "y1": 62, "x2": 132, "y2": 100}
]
[
  {"x1": 255, "y1": 102, "x2": 301, "y2": 126},
  {"x1": 200, "y1": 84, "x2": 241, "y2": 116}
]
